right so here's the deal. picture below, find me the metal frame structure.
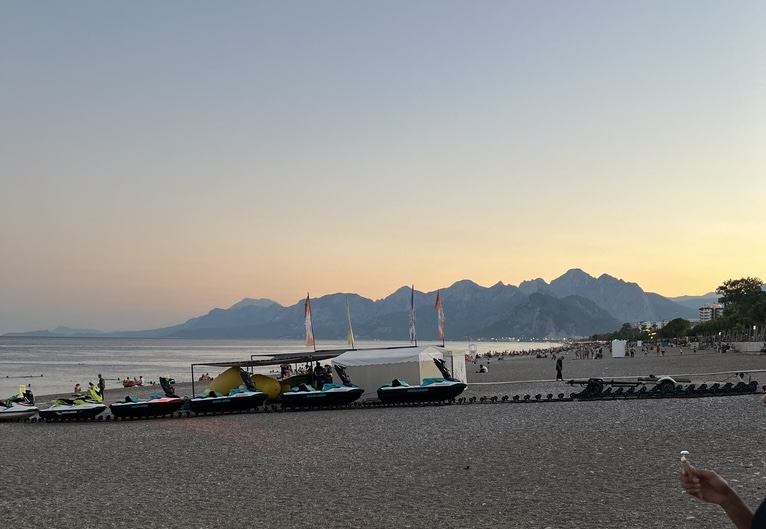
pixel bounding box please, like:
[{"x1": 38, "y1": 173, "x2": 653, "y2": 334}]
[{"x1": 190, "y1": 345, "x2": 420, "y2": 395}]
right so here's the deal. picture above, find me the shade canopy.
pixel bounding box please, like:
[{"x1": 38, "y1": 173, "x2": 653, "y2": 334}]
[
  {"x1": 331, "y1": 346, "x2": 444, "y2": 367},
  {"x1": 332, "y1": 346, "x2": 447, "y2": 399}
]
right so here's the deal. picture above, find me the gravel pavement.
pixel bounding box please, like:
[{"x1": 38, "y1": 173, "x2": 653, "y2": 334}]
[{"x1": 3, "y1": 347, "x2": 765, "y2": 529}]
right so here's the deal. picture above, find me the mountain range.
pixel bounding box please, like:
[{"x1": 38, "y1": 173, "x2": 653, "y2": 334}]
[{"x1": 5, "y1": 269, "x2": 717, "y2": 340}]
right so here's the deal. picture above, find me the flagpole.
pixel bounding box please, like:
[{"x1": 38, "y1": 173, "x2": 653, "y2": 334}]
[
  {"x1": 346, "y1": 296, "x2": 355, "y2": 350},
  {"x1": 310, "y1": 303, "x2": 316, "y2": 352},
  {"x1": 410, "y1": 284, "x2": 417, "y2": 347}
]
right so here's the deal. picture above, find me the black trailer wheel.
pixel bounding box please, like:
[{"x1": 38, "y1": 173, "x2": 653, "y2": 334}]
[
  {"x1": 584, "y1": 381, "x2": 603, "y2": 398},
  {"x1": 658, "y1": 380, "x2": 675, "y2": 394}
]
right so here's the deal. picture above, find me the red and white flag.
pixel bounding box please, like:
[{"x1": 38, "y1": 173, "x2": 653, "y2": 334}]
[
  {"x1": 304, "y1": 293, "x2": 315, "y2": 347},
  {"x1": 435, "y1": 290, "x2": 445, "y2": 340}
]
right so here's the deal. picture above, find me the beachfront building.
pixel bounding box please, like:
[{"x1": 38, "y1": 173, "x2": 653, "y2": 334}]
[
  {"x1": 699, "y1": 303, "x2": 724, "y2": 322},
  {"x1": 639, "y1": 320, "x2": 668, "y2": 331}
]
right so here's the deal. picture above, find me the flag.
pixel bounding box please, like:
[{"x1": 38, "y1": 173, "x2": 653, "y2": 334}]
[
  {"x1": 304, "y1": 293, "x2": 315, "y2": 347},
  {"x1": 435, "y1": 290, "x2": 445, "y2": 340},
  {"x1": 409, "y1": 285, "x2": 417, "y2": 343},
  {"x1": 346, "y1": 296, "x2": 355, "y2": 348}
]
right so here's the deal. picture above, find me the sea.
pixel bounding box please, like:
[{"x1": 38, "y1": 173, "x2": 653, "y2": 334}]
[{"x1": 0, "y1": 337, "x2": 561, "y2": 397}]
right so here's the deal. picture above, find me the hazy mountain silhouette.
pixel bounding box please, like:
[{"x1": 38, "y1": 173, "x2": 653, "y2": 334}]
[
  {"x1": 477, "y1": 293, "x2": 621, "y2": 340},
  {"x1": 6, "y1": 269, "x2": 707, "y2": 340}
]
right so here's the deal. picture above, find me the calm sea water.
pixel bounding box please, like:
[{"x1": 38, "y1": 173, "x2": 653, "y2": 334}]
[{"x1": 0, "y1": 337, "x2": 560, "y2": 397}]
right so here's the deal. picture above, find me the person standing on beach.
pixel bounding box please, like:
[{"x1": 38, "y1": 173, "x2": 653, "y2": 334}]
[
  {"x1": 98, "y1": 374, "x2": 106, "y2": 399},
  {"x1": 555, "y1": 357, "x2": 563, "y2": 381}
]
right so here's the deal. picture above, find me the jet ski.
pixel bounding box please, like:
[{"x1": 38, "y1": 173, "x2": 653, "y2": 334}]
[
  {"x1": 39, "y1": 387, "x2": 107, "y2": 421},
  {"x1": 0, "y1": 392, "x2": 39, "y2": 421},
  {"x1": 189, "y1": 369, "x2": 268, "y2": 415},
  {"x1": 109, "y1": 377, "x2": 186, "y2": 419},
  {"x1": 281, "y1": 365, "x2": 364, "y2": 409},
  {"x1": 377, "y1": 358, "x2": 467, "y2": 404}
]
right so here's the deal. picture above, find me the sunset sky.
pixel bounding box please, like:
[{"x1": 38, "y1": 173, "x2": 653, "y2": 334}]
[{"x1": 1, "y1": 1, "x2": 764, "y2": 333}]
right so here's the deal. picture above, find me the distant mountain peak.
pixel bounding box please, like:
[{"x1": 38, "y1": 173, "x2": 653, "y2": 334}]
[
  {"x1": 518, "y1": 277, "x2": 550, "y2": 295},
  {"x1": 450, "y1": 279, "x2": 482, "y2": 288},
  {"x1": 228, "y1": 298, "x2": 281, "y2": 310}
]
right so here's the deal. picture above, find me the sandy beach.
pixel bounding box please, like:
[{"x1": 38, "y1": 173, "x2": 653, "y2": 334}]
[{"x1": 3, "y1": 346, "x2": 766, "y2": 529}]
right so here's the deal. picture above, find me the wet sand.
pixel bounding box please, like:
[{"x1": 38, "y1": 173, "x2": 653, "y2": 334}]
[{"x1": 3, "y1": 347, "x2": 766, "y2": 529}]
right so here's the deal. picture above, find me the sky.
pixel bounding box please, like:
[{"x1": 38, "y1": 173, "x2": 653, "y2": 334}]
[{"x1": 1, "y1": 1, "x2": 764, "y2": 333}]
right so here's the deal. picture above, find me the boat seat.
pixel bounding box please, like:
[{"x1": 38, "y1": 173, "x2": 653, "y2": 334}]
[{"x1": 421, "y1": 378, "x2": 447, "y2": 386}]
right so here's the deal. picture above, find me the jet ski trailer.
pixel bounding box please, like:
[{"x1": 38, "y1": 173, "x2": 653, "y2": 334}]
[{"x1": 567, "y1": 375, "x2": 692, "y2": 398}]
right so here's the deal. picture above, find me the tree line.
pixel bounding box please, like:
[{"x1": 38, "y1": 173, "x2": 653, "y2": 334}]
[{"x1": 591, "y1": 277, "x2": 766, "y2": 343}]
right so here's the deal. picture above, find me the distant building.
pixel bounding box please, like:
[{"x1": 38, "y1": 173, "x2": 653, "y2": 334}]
[
  {"x1": 638, "y1": 320, "x2": 668, "y2": 331},
  {"x1": 699, "y1": 303, "x2": 724, "y2": 322}
]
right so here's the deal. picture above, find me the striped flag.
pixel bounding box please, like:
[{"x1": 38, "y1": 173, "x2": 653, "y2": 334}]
[
  {"x1": 435, "y1": 290, "x2": 445, "y2": 340},
  {"x1": 304, "y1": 293, "x2": 315, "y2": 347},
  {"x1": 346, "y1": 296, "x2": 355, "y2": 348},
  {"x1": 409, "y1": 285, "x2": 417, "y2": 343}
]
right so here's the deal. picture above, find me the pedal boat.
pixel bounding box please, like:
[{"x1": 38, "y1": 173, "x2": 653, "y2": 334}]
[
  {"x1": 189, "y1": 369, "x2": 267, "y2": 415},
  {"x1": 377, "y1": 358, "x2": 467, "y2": 404},
  {"x1": 281, "y1": 365, "x2": 364, "y2": 409},
  {"x1": 109, "y1": 377, "x2": 185, "y2": 419}
]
